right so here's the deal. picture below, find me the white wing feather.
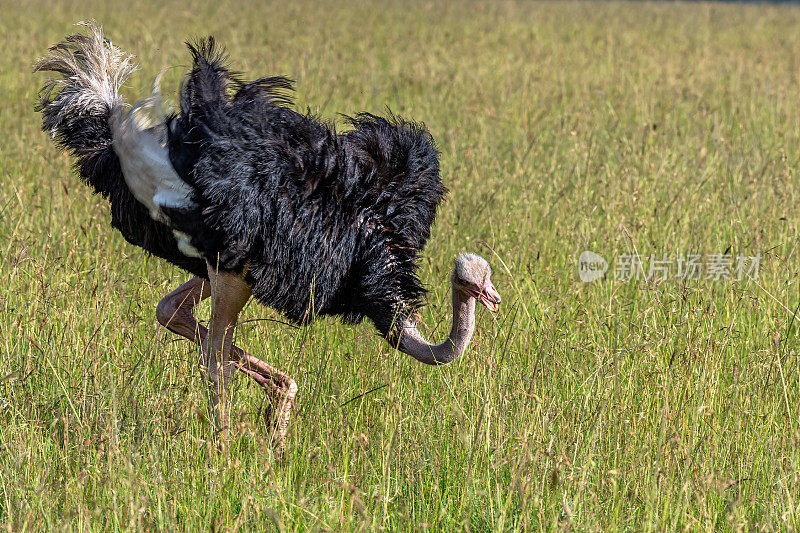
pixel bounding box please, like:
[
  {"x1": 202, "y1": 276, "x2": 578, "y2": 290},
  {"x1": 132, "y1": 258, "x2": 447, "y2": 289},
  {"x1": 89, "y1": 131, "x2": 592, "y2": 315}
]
[{"x1": 110, "y1": 104, "x2": 202, "y2": 258}]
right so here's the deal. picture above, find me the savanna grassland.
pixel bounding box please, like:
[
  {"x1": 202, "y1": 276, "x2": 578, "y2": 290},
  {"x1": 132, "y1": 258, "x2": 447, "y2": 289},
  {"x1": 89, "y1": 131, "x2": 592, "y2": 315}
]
[{"x1": 1, "y1": 0, "x2": 799, "y2": 530}]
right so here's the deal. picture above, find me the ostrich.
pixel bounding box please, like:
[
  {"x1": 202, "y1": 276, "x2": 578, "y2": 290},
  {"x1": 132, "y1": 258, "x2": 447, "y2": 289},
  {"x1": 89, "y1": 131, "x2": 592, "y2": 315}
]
[{"x1": 34, "y1": 24, "x2": 501, "y2": 449}]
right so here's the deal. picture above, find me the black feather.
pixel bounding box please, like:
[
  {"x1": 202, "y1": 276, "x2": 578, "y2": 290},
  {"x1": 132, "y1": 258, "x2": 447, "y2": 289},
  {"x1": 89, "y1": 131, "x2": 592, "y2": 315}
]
[
  {"x1": 34, "y1": 24, "x2": 207, "y2": 278},
  {"x1": 165, "y1": 41, "x2": 446, "y2": 335},
  {"x1": 36, "y1": 27, "x2": 447, "y2": 340}
]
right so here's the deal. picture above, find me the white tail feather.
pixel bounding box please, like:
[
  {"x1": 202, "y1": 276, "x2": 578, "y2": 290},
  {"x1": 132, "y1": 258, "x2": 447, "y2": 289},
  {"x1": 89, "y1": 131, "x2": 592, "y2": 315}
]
[{"x1": 34, "y1": 21, "x2": 137, "y2": 138}]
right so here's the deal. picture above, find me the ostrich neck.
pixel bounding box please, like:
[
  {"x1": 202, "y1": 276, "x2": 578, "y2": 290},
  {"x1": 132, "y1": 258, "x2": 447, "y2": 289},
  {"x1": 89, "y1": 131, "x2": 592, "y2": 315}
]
[{"x1": 397, "y1": 282, "x2": 476, "y2": 365}]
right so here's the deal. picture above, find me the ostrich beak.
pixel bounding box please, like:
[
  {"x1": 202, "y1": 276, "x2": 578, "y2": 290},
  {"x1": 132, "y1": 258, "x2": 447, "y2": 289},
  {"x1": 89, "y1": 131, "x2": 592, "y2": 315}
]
[{"x1": 478, "y1": 281, "x2": 501, "y2": 312}]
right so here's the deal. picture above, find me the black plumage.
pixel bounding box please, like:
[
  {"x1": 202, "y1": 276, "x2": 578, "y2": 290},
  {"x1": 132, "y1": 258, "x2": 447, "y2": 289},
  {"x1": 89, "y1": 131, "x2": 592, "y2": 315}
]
[
  {"x1": 34, "y1": 32, "x2": 208, "y2": 279},
  {"x1": 164, "y1": 38, "x2": 446, "y2": 336},
  {"x1": 36, "y1": 31, "x2": 446, "y2": 339}
]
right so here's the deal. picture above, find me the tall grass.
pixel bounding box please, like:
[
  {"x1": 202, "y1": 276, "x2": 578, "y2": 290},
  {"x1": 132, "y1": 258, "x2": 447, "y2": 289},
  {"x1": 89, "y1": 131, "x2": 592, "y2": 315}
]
[{"x1": 1, "y1": 0, "x2": 799, "y2": 530}]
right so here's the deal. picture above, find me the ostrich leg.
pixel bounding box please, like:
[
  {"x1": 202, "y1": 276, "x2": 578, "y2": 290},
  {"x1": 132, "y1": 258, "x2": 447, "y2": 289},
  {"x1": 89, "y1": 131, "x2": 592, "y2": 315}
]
[
  {"x1": 156, "y1": 277, "x2": 298, "y2": 449},
  {"x1": 156, "y1": 277, "x2": 210, "y2": 343},
  {"x1": 202, "y1": 266, "x2": 251, "y2": 441}
]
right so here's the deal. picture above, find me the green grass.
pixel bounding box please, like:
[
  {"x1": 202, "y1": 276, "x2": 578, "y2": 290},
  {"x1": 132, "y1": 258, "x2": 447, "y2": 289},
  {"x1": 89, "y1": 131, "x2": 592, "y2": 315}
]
[{"x1": 1, "y1": 0, "x2": 799, "y2": 530}]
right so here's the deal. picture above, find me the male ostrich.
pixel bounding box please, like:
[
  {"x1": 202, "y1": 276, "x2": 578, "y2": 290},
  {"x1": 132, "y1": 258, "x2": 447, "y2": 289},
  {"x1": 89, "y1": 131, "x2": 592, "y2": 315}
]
[{"x1": 34, "y1": 24, "x2": 501, "y2": 448}]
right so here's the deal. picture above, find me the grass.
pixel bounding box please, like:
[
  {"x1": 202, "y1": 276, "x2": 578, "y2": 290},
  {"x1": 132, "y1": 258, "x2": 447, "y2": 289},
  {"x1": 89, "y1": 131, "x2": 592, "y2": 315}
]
[{"x1": 1, "y1": 0, "x2": 799, "y2": 530}]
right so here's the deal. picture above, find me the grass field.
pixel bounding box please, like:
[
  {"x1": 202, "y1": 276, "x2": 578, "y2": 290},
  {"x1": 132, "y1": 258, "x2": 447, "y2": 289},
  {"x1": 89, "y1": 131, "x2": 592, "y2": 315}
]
[{"x1": 1, "y1": 0, "x2": 800, "y2": 530}]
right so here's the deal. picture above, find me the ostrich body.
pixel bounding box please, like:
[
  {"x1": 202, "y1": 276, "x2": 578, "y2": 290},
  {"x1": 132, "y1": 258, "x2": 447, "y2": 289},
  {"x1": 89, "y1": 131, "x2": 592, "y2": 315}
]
[{"x1": 35, "y1": 24, "x2": 501, "y2": 448}]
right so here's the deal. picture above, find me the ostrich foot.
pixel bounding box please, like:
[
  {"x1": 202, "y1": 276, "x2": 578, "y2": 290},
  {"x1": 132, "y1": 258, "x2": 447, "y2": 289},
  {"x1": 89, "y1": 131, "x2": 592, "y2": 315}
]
[
  {"x1": 157, "y1": 276, "x2": 297, "y2": 451},
  {"x1": 230, "y1": 344, "x2": 297, "y2": 452}
]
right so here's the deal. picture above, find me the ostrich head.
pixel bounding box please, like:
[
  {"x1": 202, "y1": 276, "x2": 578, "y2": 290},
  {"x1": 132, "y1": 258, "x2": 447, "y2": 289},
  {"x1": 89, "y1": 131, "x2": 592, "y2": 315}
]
[
  {"x1": 396, "y1": 252, "x2": 501, "y2": 365},
  {"x1": 452, "y1": 253, "x2": 501, "y2": 312}
]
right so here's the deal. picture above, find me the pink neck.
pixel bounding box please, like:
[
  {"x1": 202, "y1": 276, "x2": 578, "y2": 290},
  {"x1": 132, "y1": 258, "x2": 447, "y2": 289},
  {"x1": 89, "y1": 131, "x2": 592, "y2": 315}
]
[{"x1": 396, "y1": 282, "x2": 476, "y2": 365}]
